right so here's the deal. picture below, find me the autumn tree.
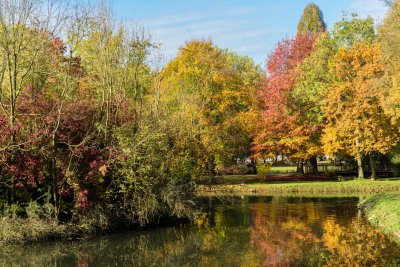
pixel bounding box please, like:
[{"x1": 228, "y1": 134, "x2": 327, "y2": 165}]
[
  {"x1": 288, "y1": 13, "x2": 380, "y2": 175},
  {"x1": 253, "y1": 3, "x2": 328, "y2": 173},
  {"x1": 379, "y1": 1, "x2": 400, "y2": 122},
  {"x1": 317, "y1": 13, "x2": 397, "y2": 179},
  {"x1": 0, "y1": 0, "x2": 68, "y2": 203},
  {"x1": 332, "y1": 13, "x2": 375, "y2": 47},
  {"x1": 253, "y1": 35, "x2": 317, "y2": 173},
  {"x1": 322, "y1": 43, "x2": 398, "y2": 178},
  {"x1": 297, "y1": 3, "x2": 326, "y2": 37},
  {"x1": 290, "y1": 33, "x2": 337, "y2": 172},
  {"x1": 161, "y1": 40, "x2": 261, "y2": 174}
]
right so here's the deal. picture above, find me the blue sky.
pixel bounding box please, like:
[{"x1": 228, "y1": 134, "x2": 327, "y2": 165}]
[{"x1": 113, "y1": 0, "x2": 388, "y2": 65}]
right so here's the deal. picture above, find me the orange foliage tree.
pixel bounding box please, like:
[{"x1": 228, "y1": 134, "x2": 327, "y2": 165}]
[{"x1": 321, "y1": 43, "x2": 399, "y2": 178}]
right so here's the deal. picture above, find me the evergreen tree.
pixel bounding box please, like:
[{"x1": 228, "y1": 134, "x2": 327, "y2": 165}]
[{"x1": 297, "y1": 3, "x2": 326, "y2": 37}]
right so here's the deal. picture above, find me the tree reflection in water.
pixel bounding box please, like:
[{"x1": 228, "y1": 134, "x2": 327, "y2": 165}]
[
  {"x1": 1, "y1": 197, "x2": 399, "y2": 267},
  {"x1": 249, "y1": 197, "x2": 400, "y2": 266}
]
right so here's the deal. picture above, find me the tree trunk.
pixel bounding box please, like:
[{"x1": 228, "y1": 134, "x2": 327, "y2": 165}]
[
  {"x1": 369, "y1": 154, "x2": 377, "y2": 180},
  {"x1": 9, "y1": 131, "x2": 16, "y2": 204},
  {"x1": 309, "y1": 156, "x2": 318, "y2": 174},
  {"x1": 296, "y1": 159, "x2": 304, "y2": 174},
  {"x1": 51, "y1": 137, "x2": 60, "y2": 218},
  {"x1": 208, "y1": 155, "x2": 216, "y2": 176},
  {"x1": 8, "y1": 55, "x2": 18, "y2": 204},
  {"x1": 356, "y1": 155, "x2": 364, "y2": 179},
  {"x1": 382, "y1": 154, "x2": 391, "y2": 171}
]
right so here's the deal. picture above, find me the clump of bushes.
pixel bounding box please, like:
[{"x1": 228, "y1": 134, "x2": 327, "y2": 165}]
[{"x1": 0, "y1": 118, "x2": 197, "y2": 244}]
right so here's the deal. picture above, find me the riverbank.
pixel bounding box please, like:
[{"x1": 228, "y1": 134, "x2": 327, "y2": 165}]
[
  {"x1": 0, "y1": 210, "x2": 189, "y2": 245},
  {"x1": 359, "y1": 195, "x2": 400, "y2": 244},
  {"x1": 0, "y1": 203, "x2": 113, "y2": 245},
  {"x1": 0, "y1": 201, "x2": 191, "y2": 245},
  {"x1": 196, "y1": 176, "x2": 400, "y2": 197}
]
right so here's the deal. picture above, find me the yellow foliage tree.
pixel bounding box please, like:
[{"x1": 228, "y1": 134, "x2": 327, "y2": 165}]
[
  {"x1": 322, "y1": 43, "x2": 399, "y2": 178},
  {"x1": 160, "y1": 40, "x2": 261, "y2": 174}
]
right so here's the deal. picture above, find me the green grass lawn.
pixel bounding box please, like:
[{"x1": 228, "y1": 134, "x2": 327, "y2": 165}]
[
  {"x1": 258, "y1": 164, "x2": 351, "y2": 174},
  {"x1": 360, "y1": 194, "x2": 400, "y2": 244},
  {"x1": 197, "y1": 177, "x2": 400, "y2": 197},
  {"x1": 269, "y1": 165, "x2": 297, "y2": 174}
]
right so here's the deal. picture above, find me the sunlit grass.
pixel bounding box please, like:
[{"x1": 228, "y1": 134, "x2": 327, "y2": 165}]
[
  {"x1": 270, "y1": 165, "x2": 297, "y2": 174},
  {"x1": 197, "y1": 177, "x2": 400, "y2": 197},
  {"x1": 360, "y1": 194, "x2": 400, "y2": 244}
]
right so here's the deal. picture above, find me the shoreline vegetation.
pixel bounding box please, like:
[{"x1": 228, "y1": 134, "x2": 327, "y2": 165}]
[{"x1": 0, "y1": 202, "x2": 191, "y2": 245}]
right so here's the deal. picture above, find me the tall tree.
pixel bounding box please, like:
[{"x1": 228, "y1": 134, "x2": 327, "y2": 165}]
[
  {"x1": 378, "y1": 1, "x2": 400, "y2": 122},
  {"x1": 297, "y1": 3, "x2": 326, "y2": 37},
  {"x1": 0, "y1": 0, "x2": 66, "y2": 203},
  {"x1": 322, "y1": 43, "x2": 398, "y2": 178},
  {"x1": 161, "y1": 40, "x2": 261, "y2": 174},
  {"x1": 254, "y1": 3, "x2": 327, "y2": 173},
  {"x1": 253, "y1": 35, "x2": 316, "y2": 172},
  {"x1": 291, "y1": 33, "x2": 337, "y2": 172}
]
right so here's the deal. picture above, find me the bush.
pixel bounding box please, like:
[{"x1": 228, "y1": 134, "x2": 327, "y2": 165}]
[
  {"x1": 215, "y1": 165, "x2": 254, "y2": 175},
  {"x1": 0, "y1": 202, "x2": 68, "y2": 244},
  {"x1": 390, "y1": 153, "x2": 400, "y2": 176},
  {"x1": 77, "y1": 207, "x2": 110, "y2": 235},
  {"x1": 256, "y1": 162, "x2": 272, "y2": 178},
  {"x1": 106, "y1": 120, "x2": 195, "y2": 226}
]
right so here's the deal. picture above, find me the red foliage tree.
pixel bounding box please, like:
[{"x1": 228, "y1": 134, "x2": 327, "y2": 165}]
[{"x1": 253, "y1": 35, "x2": 316, "y2": 169}]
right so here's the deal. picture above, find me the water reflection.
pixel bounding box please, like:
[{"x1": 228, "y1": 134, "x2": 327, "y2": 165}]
[{"x1": 1, "y1": 197, "x2": 399, "y2": 266}]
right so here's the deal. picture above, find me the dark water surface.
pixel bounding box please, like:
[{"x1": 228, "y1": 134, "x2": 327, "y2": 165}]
[{"x1": 1, "y1": 197, "x2": 400, "y2": 266}]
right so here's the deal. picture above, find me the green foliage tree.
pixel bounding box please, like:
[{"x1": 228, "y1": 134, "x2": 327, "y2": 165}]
[
  {"x1": 378, "y1": 1, "x2": 400, "y2": 122},
  {"x1": 76, "y1": 5, "x2": 155, "y2": 145},
  {"x1": 293, "y1": 33, "x2": 336, "y2": 113},
  {"x1": 297, "y1": 3, "x2": 327, "y2": 37},
  {"x1": 291, "y1": 33, "x2": 337, "y2": 172},
  {"x1": 332, "y1": 13, "x2": 376, "y2": 47}
]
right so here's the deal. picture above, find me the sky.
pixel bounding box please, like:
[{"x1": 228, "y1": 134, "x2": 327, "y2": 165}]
[{"x1": 112, "y1": 0, "x2": 389, "y2": 66}]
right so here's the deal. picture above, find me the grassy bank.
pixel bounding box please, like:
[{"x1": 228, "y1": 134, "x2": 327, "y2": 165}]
[
  {"x1": 197, "y1": 177, "x2": 400, "y2": 197},
  {"x1": 359, "y1": 195, "x2": 400, "y2": 244}
]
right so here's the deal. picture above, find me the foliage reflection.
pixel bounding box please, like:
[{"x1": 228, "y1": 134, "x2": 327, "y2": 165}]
[{"x1": 1, "y1": 197, "x2": 399, "y2": 267}]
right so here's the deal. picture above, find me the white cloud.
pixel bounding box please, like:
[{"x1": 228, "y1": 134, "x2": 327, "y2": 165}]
[
  {"x1": 350, "y1": 0, "x2": 388, "y2": 21},
  {"x1": 138, "y1": 5, "x2": 281, "y2": 64}
]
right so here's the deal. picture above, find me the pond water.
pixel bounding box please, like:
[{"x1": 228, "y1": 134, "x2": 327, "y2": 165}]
[{"x1": 1, "y1": 196, "x2": 400, "y2": 267}]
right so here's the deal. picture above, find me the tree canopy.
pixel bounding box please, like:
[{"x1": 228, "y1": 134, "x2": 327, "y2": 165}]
[{"x1": 297, "y1": 3, "x2": 327, "y2": 37}]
